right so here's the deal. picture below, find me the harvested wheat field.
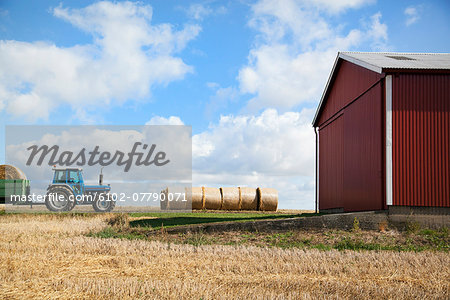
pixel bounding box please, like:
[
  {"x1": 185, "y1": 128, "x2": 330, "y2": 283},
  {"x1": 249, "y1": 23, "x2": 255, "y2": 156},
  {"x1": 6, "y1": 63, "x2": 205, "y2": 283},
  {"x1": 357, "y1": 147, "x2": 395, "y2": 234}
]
[{"x1": 0, "y1": 213, "x2": 449, "y2": 299}]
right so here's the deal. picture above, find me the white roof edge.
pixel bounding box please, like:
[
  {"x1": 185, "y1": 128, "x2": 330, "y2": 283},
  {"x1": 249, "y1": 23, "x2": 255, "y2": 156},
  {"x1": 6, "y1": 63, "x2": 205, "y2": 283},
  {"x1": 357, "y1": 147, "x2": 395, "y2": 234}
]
[
  {"x1": 340, "y1": 51, "x2": 450, "y2": 56},
  {"x1": 338, "y1": 53, "x2": 382, "y2": 74}
]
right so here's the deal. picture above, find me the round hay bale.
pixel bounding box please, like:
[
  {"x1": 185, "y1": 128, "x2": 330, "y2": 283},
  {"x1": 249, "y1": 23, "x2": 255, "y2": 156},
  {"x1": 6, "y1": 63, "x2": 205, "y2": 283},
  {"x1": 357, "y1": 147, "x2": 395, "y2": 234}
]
[
  {"x1": 239, "y1": 187, "x2": 258, "y2": 210},
  {"x1": 186, "y1": 187, "x2": 204, "y2": 210},
  {"x1": 220, "y1": 187, "x2": 240, "y2": 210},
  {"x1": 203, "y1": 187, "x2": 222, "y2": 210},
  {"x1": 0, "y1": 165, "x2": 27, "y2": 180},
  {"x1": 258, "y1": 188, "x2": 278, "y2": 211},
  {"x1": 160, "y1": 187, "x2": 189, "y2": 210}
]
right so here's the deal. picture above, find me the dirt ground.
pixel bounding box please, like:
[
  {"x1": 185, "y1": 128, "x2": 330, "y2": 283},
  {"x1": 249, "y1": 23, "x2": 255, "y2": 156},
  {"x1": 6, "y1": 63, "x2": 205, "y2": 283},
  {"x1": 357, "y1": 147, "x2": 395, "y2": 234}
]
[{"x1": 0, "y1": 213, "x2": 449, "y2": 299}]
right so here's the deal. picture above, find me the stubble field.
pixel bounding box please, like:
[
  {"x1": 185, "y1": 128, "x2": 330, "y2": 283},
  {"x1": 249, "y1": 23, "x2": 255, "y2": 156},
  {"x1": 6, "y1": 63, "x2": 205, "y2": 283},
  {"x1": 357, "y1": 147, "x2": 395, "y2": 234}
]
[{"x1": 0, "y1": 213, "x2": 449, "y2": 299}]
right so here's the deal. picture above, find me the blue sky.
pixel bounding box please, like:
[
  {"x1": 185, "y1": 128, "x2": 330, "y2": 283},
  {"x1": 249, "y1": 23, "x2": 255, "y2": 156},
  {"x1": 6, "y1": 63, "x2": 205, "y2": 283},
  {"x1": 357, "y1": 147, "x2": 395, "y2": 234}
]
[{"x1": 0, "y1": 0, "x2": 449, "y2": 208}]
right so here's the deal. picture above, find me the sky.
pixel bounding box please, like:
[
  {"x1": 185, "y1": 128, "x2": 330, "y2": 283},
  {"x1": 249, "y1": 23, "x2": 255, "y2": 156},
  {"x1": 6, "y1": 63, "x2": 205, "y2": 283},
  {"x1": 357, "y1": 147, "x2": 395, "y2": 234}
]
[{"x1": 0, "y1": 0, "x2": 449, "y2": 209}]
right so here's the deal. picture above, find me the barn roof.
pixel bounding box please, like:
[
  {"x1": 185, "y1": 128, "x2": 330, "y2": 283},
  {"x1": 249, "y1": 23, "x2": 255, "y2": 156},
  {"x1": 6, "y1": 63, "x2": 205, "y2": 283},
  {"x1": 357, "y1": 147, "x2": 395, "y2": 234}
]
[
  {"x1": 312, "y1": 52, "x2": 450, "y2": 126},
  {"x1": 339, "y1": 52, "x2": 450, "y2": 73}
]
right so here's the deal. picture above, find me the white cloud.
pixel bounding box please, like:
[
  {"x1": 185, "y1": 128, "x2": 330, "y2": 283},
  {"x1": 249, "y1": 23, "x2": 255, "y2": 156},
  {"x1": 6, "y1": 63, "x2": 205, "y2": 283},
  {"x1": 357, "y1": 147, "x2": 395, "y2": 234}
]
[
  {"x1": 238, "y1": 0, "x2": 389, "y2": 112},
  {"x1": 367, "y1": 12, "x2": 388, "y2": 50},
  {"x1": 239, "y1": 46, "x2": 339, "y2": 111},
  {"x1": 0, "y1": 1, "x2": 200, "y2": 121},
  {"x1": 305, "y1": 0, "x2": 375, "y2": 14},
  {"x1": 146, "y1": 116, "x2": 184, "y2": 125},
  {"x1": 193, "y1": 108, "x2": 314, "y2": 175},
  {"x1": 187, "y1": 3, "x2": 213, "y2": 20},
  {"x1": 404, "y1": 6, "x2": 420, "y2": 26},
  {"x1": 185, "y1": 3, "x2": 227, "y2": 21}
]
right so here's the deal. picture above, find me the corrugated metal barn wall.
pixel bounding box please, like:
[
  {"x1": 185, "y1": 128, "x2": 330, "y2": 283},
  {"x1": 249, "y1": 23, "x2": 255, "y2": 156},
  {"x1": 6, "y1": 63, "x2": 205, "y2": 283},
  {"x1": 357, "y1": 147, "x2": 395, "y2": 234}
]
[
  {"x1": 319, "y1": 115, "x2": 344, "y2": 210},
  {"x1": 392, "y1": 73, "x2": 450, "y2": 207},
  {"x1": 318, "y1": 61, "x2": 384, "y2": 212},
  {"x1": 342, "y1": 85, "x2": 383, "y2": 211}
]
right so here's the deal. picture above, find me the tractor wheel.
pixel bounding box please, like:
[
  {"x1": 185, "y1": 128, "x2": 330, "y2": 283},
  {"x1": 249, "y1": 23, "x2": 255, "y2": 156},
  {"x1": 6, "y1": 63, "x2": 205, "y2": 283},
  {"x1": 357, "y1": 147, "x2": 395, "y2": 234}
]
[
  {"x1": 45, "y1": 186, "x2": 76, "y2": 212},
  {"x1": 93, "y1": 193, "x2": 116, "y2": 212}
]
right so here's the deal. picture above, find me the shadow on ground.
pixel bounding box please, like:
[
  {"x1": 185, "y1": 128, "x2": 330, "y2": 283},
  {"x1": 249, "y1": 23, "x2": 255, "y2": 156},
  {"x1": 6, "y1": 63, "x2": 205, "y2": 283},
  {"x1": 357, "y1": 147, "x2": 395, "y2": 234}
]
[{"x1": 130, "y1": 214, "x2": 307, "y2": 229}]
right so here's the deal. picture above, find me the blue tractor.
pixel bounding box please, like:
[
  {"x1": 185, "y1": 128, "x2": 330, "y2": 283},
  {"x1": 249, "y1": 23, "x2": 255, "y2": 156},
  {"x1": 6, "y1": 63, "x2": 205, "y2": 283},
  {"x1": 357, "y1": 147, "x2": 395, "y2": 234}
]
[{"x1": 45, "y1": 168, "x2": 116, "y2": 212}]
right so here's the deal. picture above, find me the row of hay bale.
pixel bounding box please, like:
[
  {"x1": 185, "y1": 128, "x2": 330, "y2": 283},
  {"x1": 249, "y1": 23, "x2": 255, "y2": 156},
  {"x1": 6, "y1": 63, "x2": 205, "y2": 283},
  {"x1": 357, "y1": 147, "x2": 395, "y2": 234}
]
[{"x1": 160, "y1": 187, "x2": 278, "y2": 211}]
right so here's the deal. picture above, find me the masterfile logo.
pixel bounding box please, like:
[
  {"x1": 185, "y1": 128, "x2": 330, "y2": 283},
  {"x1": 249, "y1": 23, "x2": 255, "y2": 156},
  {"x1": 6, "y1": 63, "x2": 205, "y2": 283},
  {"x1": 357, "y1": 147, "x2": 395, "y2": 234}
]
[{"x1": 26, "y1": 142, "x2": 170, "y2": 172}]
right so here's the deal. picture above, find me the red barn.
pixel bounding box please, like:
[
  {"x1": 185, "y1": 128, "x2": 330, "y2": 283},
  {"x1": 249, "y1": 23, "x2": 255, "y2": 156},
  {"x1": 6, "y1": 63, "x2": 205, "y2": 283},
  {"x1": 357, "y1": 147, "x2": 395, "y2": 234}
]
[{"x1": 312, "y1": 52, "x2": 450, "y2": 213}]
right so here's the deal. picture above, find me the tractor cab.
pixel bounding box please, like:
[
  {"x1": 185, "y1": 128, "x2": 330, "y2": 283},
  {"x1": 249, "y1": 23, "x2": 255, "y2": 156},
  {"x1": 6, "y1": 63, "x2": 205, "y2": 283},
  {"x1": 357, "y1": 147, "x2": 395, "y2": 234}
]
[{"x1": 52, "y1": 168, "x2": 85, "y2": 196}]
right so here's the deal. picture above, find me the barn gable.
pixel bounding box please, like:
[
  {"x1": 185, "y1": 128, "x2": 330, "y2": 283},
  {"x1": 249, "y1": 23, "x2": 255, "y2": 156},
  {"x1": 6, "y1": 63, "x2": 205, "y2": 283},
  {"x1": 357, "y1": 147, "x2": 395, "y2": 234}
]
[{"x1": 315, "y1": 59, "x2": 381, "y2": 127}]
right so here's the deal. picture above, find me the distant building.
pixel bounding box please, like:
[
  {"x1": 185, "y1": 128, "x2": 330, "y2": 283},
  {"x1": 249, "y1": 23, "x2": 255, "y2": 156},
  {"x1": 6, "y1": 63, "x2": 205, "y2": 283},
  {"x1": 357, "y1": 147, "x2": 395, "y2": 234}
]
[{"x1": 312, "y1": 52, "x2": 450, "y2": 213}]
